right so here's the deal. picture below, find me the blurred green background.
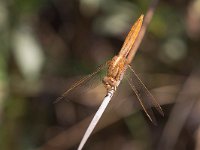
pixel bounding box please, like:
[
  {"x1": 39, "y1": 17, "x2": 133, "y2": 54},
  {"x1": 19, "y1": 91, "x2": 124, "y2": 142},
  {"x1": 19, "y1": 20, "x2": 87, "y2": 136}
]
[{"x1": 0, "y1": 0, "x2": 200, "y2": 150}]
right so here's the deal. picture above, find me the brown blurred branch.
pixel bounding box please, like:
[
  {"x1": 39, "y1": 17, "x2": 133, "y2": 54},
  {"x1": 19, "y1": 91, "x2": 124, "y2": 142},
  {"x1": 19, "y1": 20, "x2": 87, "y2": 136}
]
[
  {"x1": 157, "y1": 68, "x2": 200, "y2": 150},
  {"x1": 40, "y1": 84, "x2": 180, "y2": 150}
]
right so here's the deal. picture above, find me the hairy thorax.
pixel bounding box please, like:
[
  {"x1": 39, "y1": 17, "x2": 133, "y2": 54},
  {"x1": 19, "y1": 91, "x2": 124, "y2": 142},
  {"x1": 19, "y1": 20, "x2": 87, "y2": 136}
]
[{"x1": 103, "y1": 55, "x2": 128, "y2": 92}]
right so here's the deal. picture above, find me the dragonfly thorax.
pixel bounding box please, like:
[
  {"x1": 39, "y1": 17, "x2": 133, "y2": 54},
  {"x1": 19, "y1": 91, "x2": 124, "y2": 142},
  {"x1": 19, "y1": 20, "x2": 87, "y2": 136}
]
[{"x1": 102, "y1": 55, "x2": 128, "y2": 92}]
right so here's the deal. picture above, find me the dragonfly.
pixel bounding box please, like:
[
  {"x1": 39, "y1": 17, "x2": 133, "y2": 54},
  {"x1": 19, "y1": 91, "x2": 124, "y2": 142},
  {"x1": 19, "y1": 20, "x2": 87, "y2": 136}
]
[{"x1": 55, "y1": 14, "x2": 164, "y2": 150}]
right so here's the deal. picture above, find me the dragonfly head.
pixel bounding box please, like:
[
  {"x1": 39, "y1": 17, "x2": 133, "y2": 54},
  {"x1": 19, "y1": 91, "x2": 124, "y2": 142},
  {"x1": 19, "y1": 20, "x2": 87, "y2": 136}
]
[{"x1": 102, "y1": 76, "x2": 117, "y2": 91}]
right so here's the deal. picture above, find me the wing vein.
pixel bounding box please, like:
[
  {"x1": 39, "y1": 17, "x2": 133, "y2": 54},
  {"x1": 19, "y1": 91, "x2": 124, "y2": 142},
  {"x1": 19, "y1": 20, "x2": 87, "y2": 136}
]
[
  {"x1": 126, "y1": 77, "x2": 154, "y2": 123},
  {"x1": 54, "y1": 63, "x2": 106, "y2": 103},
  {"x1": 128, "y1": 65, "x2": 164, "y2": 116}
]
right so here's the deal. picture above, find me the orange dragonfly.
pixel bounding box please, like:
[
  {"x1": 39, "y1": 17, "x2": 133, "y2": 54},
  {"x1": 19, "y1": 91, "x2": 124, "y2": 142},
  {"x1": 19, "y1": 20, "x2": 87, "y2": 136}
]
[
  {"x1": 55, "y1": 14, "x2": 163, "y2": 120},
  {"x1": 55, "y1": 14, "x2": 164, "y2": 150}
]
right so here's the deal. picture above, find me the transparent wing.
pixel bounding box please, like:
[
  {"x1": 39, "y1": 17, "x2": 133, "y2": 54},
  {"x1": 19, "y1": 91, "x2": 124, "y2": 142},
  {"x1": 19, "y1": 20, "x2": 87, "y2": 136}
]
[
  {"x1": 126, "y1": 65, "x2": 164, "y2": 124},
  {"x1": 54, "y1": 63, "x2": 107, "y2": 104}
]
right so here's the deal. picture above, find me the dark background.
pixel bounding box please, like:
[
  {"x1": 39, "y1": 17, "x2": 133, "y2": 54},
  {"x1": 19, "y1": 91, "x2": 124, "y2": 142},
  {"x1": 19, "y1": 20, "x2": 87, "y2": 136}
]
[{"x1": 0, "y1": 0, "x2": 200, "y2": 150}]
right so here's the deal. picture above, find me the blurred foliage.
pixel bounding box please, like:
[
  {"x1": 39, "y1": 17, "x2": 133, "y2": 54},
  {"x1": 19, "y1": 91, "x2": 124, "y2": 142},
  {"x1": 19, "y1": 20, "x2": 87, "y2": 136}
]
[{"x1": 0, "y1": 0, "x2": 200, "y2": 150}]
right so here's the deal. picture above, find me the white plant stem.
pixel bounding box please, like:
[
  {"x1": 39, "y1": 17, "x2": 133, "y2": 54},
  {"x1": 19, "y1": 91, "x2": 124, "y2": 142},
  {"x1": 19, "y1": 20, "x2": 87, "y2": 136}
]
[{"x1": 77, "y1": 90, "x2": 115, "y2": 150}]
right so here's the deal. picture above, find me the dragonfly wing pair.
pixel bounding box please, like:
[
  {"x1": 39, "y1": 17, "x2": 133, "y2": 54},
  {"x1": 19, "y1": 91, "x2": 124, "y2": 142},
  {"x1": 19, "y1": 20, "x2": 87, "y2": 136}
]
[
  {"x1": 126, "y1": 65, "x2": 164, "y2": 124},
  {"x1": 54, "y1": 64, "x2": 107, "y2": 104},
  {"x1": 54, "y1": 64, "x2": 164, "y2": 124}
]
